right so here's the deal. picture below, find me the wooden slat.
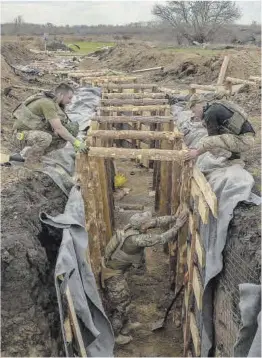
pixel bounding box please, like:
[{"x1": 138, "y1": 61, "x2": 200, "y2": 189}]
[
  {"x1": 225, "y1": 77, "x2": 257, "y2": 86},
  {"x1": 88, "y1": 130, "x2": 182, "y2": 141},
  {"x1": 86, "y1": 147, "x2": 187, "y2": 161},
  {"x1": 93, "y1": 115, "x2": 173, "y2": 124},
  {"x1": 193, "y1": 167, "x2": 217, "y2": 217},
  {"x1": 189, "y1": 312, "x2": 201, "y2": 356},
  {"x1": 102, "y1": 92, "x2": 166, "y2": 99},
  {"x1": 192, "y1": 267, "x2": 203, "y2": 311},
  {"x1": 101, "y1": 98, "x2": 168, "y2": 106},
  {"x1": 195, "y1": 232, "x2": 205, "y2": 268},
  {"x1": 102, "y1": 83, "x2": 158, "y2": 90},
  {"x1": 98, "y1": 104, "x2": 170, "y2": 112},
  {"x1": 65, "y1": 285, "x2": 87, "y2": 357},
  {"x1": 217, "y1": 55, "x2": 230, "y2": 85},
  {"x1": 191, "y1": 178, "x2": 209, "y2": 224}
]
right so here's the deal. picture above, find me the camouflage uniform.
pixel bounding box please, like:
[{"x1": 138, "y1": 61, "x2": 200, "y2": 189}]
[
  {"x1": 101, "y1": 212, "x2": 183, "y2": 337},
  {"x1": 192, "y1": 99, "x2": 255, "y2": 156},
  {"x1": 12, "y1": 92, "x2": 79, "y2": 159}
]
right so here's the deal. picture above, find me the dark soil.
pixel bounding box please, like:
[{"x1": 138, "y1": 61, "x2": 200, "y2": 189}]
[{"x1": 1, "y1": 169, "x2": 67, "y2": 357}]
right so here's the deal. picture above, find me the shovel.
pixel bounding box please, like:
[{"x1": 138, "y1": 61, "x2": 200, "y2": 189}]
[{"x1": 151, "y1": 283, "x2": 185, "y2": 331}]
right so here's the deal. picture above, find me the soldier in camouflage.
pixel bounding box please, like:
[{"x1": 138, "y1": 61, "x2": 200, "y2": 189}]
[
  {"x1": 185, "y1": 97, "x2": 255, "y2": 161},
  {"x1": 101, "y1": 209, "x2": 188, "y2": 345},
  {"x1": 12, "y1": 83, "x2": 88, "y2": 163}
]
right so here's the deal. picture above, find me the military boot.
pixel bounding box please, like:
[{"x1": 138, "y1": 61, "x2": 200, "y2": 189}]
[{"x1": 115, "y1": 334, "x2": 133, "y2": 345}]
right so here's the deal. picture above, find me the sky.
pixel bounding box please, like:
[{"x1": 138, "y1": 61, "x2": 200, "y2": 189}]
[{"x1": 1, "y1": 0, "x2": 261, "y2": 26}]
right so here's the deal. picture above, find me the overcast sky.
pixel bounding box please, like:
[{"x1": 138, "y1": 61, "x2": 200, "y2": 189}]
[{"x1": 1, "y1": 1, "x2": 261, "y2": 26}]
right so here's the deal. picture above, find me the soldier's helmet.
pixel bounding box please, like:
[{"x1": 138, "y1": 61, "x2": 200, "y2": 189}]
[{"x1": 129, "y1": 211, "x2": 152, "y2": 230}]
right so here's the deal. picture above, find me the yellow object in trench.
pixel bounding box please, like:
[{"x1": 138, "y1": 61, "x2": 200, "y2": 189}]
[{"x1": 114, "y1": 173, "x2": 127, "y2": 188}]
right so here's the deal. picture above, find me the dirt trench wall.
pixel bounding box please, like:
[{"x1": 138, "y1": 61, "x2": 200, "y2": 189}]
[
  {"x1": 1, "y1": 169, "x2": 67, "y2": 357},
  {"x1": 213, "y1": 202, "x2": 261, "y2": 356}
]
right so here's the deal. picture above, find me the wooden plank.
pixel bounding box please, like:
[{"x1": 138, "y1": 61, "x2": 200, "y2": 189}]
[
  {"x1": 217, "y1": 55, "x2": 230, "y2": 85},
  {"x1": 94, "y1": 115, "x2": 173, "y2": 124},
  {"x1": 86, "y1": 147, "x2": 186, "y2": 162},
  {"x1": 101, "y1": 98, "x2": 168, "y2": 106},
  {"x1": 88, "y1": 130, "x2": 182, "y2": 140},
  {"x1": 190, "y1": 84, "x2": 217, "y2": 91},
  {"x1": 192, "y1": 267, "x2": 203, "y2": 311},
  {"x1": 65, "y1": 285, "x2": 87, "y2": 357},
  {"x1": 191, "y1": 179, "x2": 209, "y2": 224},
  {"x1": 195, "y1": 232, "x2": 205, "y2": 268},
  {"x1": 102, "y1": 92, "x2": 166, "y2": 99},
  {"x1": 225, "y1": 77, "x2": 257, "y2": 86},
  {"x1": 102, "y1": 83, "x2": 158, "y2": 90},
  {"x1": 189, "y1": 312, "x2": 201, "y2": 356},
  {"x1": 193, "y1": 167, "x2": 218, "y2": 217},
  {"x1": 98, "y1": 104, "x2": 170, "y2": 112},
  {"x1": 249, "y1": 76, "x2": 261, "y2": 82},
  {"x1": 132, "y1": 66, "x2": 164, "y2": 73}
]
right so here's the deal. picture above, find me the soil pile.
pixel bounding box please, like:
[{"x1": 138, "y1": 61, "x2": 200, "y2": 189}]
[
  {"x1": 1, "y1": 169, "x2": 67, "y2": 356},
  {"x1": 89, "y1": 42, "x2": 261, "y2": 85}
]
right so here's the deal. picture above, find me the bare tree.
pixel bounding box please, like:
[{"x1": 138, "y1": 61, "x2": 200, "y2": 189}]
[{"x1": 152, "y1": 1, "x2": 241, "y2": 44}]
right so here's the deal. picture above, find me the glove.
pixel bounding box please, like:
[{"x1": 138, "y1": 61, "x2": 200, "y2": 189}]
[
  {"x1": 73, "y1": 139, "x2": 89, "y2": 154},
  {"x1": 16, "y1": 131, "x2": 25, "y2": 140}
]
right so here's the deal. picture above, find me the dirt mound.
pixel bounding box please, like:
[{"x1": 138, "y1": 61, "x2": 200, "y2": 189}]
[
  {"x1": 1, "y1": 42, "x2": 39, "y2": 66},
  {"x1": 91, "y1": 43, "x2": 261, "y2": 85},
  {"x1": 1, "y1": 169, "x2": 67, "y2": 357}
]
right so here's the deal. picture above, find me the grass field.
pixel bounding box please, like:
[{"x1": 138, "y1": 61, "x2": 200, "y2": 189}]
[{"x1": 65, "y1": 41, "x2": 115, "y2": 54}]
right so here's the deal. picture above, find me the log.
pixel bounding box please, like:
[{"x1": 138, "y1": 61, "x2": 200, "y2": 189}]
[
  {"x1": 189, "y1": 312, "x2": 201, "y2": 356},
  {"x1": 249, "y1": 76, "x2": 261, "y2": 82},
  {"x1": 102, "y1": 92, "x2": 166, "y2": 99},
  {"x1": 225, "y1": 77, "x2": 257, "y2": 86},
  {"x1": 101, "y1": 98, "x2": 169, "y2": 106},
  {"x1": 87, "y1": 147, "x2": 187, "y2": 161},
  {"x1": 88, "y1": 130, "x2": 183, "y2": 140},
  {"x1": 193, "y1": 167, "x2": 217, "y2": 217},
  {"x1": 192, "y1": 266, "x2": 203, "y2": 311},
  {"x1": 102, "y1": 83, "x2": 158, "y2": 90},
  {"x1": 132, "y1": 66, "x2": 164, "y2": 73},
  {"x1": 158, "y1": 87, "x2": 180, "y2": 95},
  {"x1": 98, "y1": 105, "x2": 170, "y2": 112},
  {"x1": 93, "y1": 115, "x2": 173, "y2": 124},
  {"x1": 217, "y1": 55, "x2": 230, "y2": 85},
  {"x1": 190, "y1": 84, "x2": 217, "y2": 91}
]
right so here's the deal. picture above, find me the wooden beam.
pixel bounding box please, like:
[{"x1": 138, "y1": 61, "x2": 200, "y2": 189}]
[
  {"x1": 217, "y1": 55, "x2": 230, "y2": 86},
  {"x1": 88, "y1": 130, "x2": 182, "y2": 140},
  {"x1": 98, "y1": 104, "x2": 170, "y2": 112},
  {"x1": 191, "y1": 178, "x2": 209, "y2": 224},
  {"x1": 225, "y1": 77, "x2": 257, "y2": 86},
  {"x1": 102, "y1": 83, "x2": 158, "y2": 90},
  {"x1": 195, "y1": 232, "x2": 205, "y2": 268},
  {"x1": 82, "y1": 76, "x2": 138, "y2": 84},
  {"x1": 193, "y1": 167, "x2": 218, "y2": 217},
  {"x1": 64, "y1": 284, "x2": 87, "y2": 357},
  {"x1": 132, "y1": 66, "x2": 164, "y2": 73},
  {"x1": 102, "y1": 92, "x2": 166, "y2": 99},
  {"x1": 86, "y1": 147, "x2": 186, "y2": 161},
  {"x1": 192, "y1": 267, "x2": 203, "y2": 311},
  {"x1": 93, "y1": 115, "x2": 173, "y2": 124},
  {"x1": 189, "y1": 312, "x2": 201, "y2": 356},
  {"x1": 249, "y1": 76, "x2": 261, "y2": 82},
  {"x1": 190, "y1": 84, "x2": 217, "y2": 91},
  {"x1": 101, "y1": 98, "x2": 169, "y2": 106}
]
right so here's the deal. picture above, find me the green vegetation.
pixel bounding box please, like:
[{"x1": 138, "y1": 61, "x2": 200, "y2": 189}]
[{"x1": 65, "y1": 41, "x2": 115, "y2": 54}]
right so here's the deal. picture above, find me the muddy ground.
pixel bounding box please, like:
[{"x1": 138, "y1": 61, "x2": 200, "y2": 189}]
[{"x1": 1, "y1": 40, "x2": 261, "y2": 357}]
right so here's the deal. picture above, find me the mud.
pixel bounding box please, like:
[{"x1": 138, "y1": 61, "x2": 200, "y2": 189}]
[{"x1": 1, "y1": 169, "x2": 67, "y2": 357}]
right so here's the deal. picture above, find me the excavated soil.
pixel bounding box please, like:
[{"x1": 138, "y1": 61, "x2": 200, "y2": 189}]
[
  {"x1": 1, "y1": 169, "x2": 67, "y2": 357},
  {"x1": 1, "y1": 40, "x2": 261, "y2": 357}
]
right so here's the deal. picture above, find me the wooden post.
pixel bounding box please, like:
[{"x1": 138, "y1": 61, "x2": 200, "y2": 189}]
[
  {"x1": 94, "y1": 115, "x2": 174, "y2": 124},
  {"x1": 88, "y1": 130, "x2": 182, "y2": 141},
  {"x1": 217, "y1": 55, "x2": 230, "y2": 86}
]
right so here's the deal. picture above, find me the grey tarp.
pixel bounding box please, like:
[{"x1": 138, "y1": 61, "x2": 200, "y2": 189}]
[
  {"x1": 234, "y1": 283, "x2": 261, "y2": 357},
  {"x1": 39, "y1": 86, "x2": 115, "y2": 356},
  {"x1": 171, "y1": 103, "x2": 261, "y2": 356},
  {"x1": 40, "y1": 186, "x2": 114, "y2": 357}
]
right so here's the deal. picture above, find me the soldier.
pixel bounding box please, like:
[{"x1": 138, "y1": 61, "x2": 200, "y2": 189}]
[
  {"x1": 101, "y1": 209, "x2": 188, "y2": 345},
  {"x1": 185, "y1": 98, "x2": 255, "y2": 161},
  {"x1": 12, "y1": 83, "x2": 88, "y2": 163}
]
